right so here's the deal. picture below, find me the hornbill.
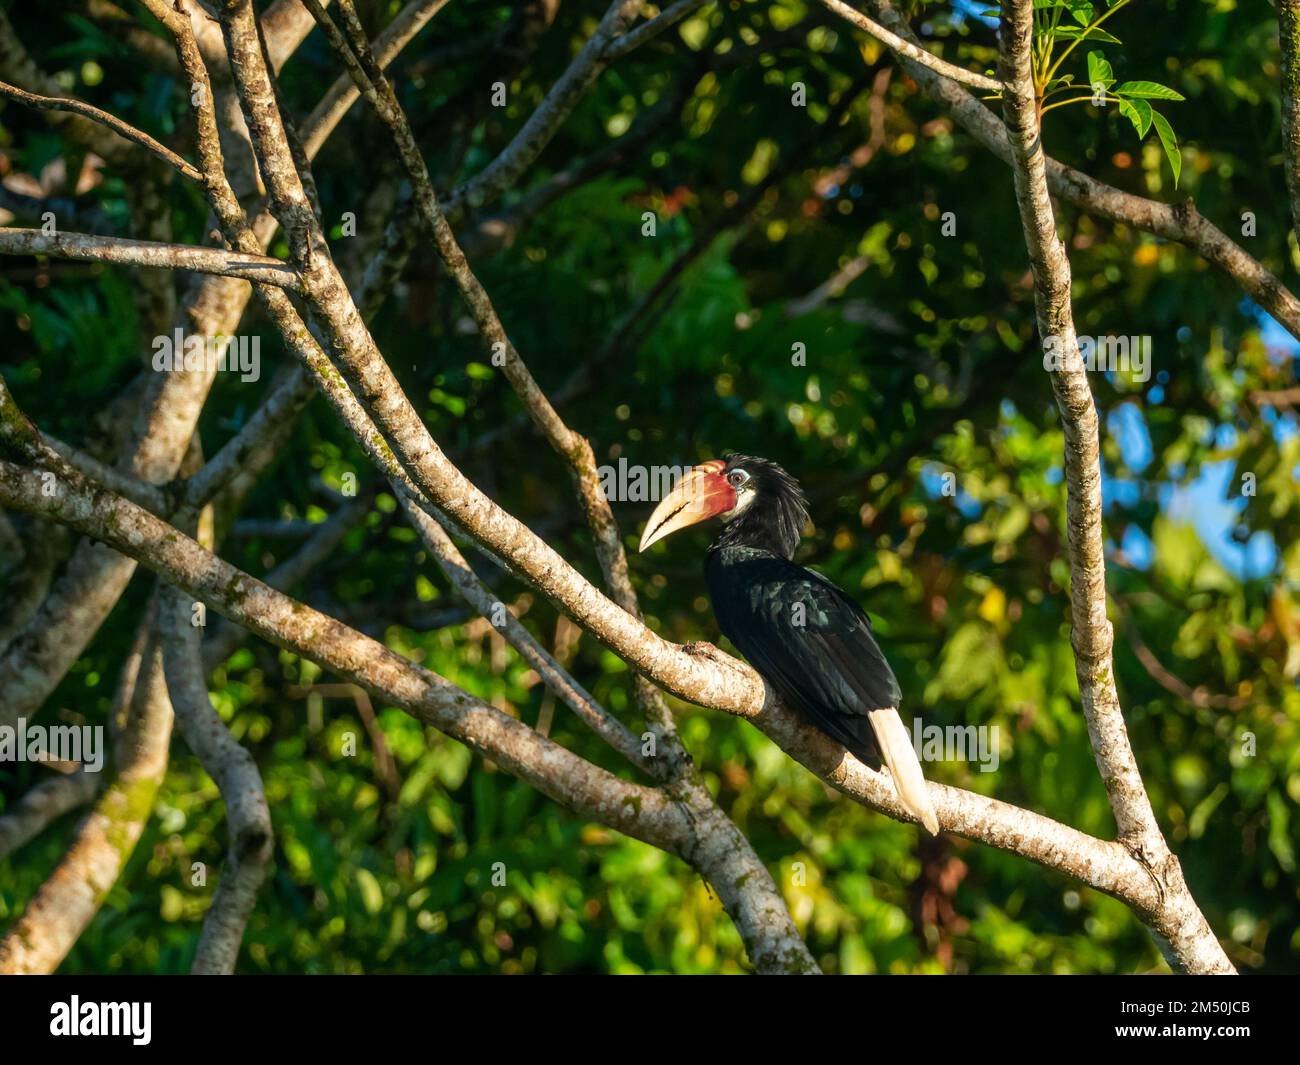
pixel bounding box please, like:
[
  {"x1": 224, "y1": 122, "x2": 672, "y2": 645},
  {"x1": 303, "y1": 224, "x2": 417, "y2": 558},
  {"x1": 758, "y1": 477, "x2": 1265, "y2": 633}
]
[{"x1": 639, "y1": 454, "x2": 939, "y2": 835}]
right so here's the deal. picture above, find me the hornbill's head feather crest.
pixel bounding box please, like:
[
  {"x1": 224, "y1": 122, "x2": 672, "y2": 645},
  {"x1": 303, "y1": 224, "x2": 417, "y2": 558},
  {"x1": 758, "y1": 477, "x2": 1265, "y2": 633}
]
[{"x1": 712, "y1": 454, "x2": 809, "y2": 559}]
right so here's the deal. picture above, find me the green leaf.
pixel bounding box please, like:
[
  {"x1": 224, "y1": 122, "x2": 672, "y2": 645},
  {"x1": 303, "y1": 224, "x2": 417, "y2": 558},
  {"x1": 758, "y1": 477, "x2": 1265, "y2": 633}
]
[
  {"x1": 1267, "y1": 792, "x2": 1296, "y2": 873},
  {"x1": 1151, "y1": 109, "x2": 1182, "y2": 187},
  {"x1": 356, "y1": 869, "x2": 384, "y2": 915},
  {"x1": 1064, "y1": 0, "x2": 1095, "y2": 26},
  {"x1": 1087, "y1": 50, "x2": 1114, "y2": 87},
  {"x1": 1056, "y1": 25, "x2": 1122, "y2": 44},
  {"x1": 1118, "y1": 97, "x2": 1153, "y2": 137},
  {"x1": 1114, "y1": 80, "x2": 1185, "y2": 101}
]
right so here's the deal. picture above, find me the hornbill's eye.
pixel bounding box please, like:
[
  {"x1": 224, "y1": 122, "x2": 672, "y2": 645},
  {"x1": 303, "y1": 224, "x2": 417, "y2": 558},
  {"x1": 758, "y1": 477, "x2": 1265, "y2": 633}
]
[{"x1": 727, "y1": 469, "x2": 749, "y2": 488}]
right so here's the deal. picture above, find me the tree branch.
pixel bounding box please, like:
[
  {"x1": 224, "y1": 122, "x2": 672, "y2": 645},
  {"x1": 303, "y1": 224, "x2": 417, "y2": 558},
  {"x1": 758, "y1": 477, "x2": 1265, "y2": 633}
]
[
  {"x1": 306, "y1": 10, "x2": 819, "y2": 967},
  {"x1": 0, "y1": 228, "x2": 302, "y2": 289},
  {"x1": 817, "y1": 0, "x2": 1001, "y2": 92},
  {"x1": 603, "y1": 0, "x2": 711, "y2": 60},
  {"x1": 160, "y1": 586, "x2": 272, "y2": 975},
  {"x1": 300, "y1": 0, "x2": 451, "y2": 159},
  {"x1": 0, "y1": 768, "x2": 100, "y2": 860},
  {"x1": 401, "y1": 499, "x2": 651, "y2": 768},
  {"x1": 997, "y1": 0, "x2": 1233, "y2": 975},
  {"x1": 1280, "y1": 2, "x2": 1300, "y2": 249},
  {"x1": 0, "y1": 78, "x2": 203, "y2": 180},
  {"x1": 202, "y1": 495, "x2": 370, "y2": 671},
  {"x1": 446, "y1": 0, "x2": 645, "y2": 217}
]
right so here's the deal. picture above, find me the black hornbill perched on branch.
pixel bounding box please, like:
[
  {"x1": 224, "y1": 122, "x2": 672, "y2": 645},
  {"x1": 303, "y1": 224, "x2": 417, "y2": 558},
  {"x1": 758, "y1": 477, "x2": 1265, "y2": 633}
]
[{"x1": 639, "y1": 454, "x2": 940, "y2": 835}]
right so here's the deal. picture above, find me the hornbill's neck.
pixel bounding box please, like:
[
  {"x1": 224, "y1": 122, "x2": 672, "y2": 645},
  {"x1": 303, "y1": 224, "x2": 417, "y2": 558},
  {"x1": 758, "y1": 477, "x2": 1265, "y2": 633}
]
[{"x1": 710, "y1": 457, "x2": 809, "y2": 560}]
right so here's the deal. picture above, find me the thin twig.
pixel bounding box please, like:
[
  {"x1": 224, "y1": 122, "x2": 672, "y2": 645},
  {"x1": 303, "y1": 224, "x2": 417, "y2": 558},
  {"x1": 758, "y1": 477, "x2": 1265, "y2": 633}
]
[
  {"x1": 0, "y1": 78, "x2": 203, "y2": 180},
  {"x1": 818, "y1": 0, "x2": 1001, "y2": 92},
  {"x1": 0, "y1": 228, "x2": 301, "y2": 289}
]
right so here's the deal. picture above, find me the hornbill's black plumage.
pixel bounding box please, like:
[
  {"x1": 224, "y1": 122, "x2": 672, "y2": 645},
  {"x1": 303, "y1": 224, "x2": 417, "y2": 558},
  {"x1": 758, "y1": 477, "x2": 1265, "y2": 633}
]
[{"x1": 639, "y1": 454, "x2": 939, "y2": 835}]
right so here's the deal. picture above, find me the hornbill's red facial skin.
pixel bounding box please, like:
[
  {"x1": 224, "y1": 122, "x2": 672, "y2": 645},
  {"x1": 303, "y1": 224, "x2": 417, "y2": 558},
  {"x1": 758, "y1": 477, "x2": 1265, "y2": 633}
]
[{"x1": 640, "y1": 455, "x2": 940, "y2": 835}]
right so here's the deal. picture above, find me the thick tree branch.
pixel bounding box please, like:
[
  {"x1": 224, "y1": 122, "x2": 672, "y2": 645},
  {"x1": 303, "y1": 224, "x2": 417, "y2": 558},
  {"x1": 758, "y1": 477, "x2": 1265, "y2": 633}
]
[
  {"x1": 0, "y1": 0, "x2": 339, "y2": 973},
  {"x1": 202, "y1": 495, "x2": 370, "y2": 671},
  {"x1": 999, "y1": 0, "x2": 1155, "y2": 849},
  {"x1": 7, "y1": 19, "x2": 748, "y2": 960}
]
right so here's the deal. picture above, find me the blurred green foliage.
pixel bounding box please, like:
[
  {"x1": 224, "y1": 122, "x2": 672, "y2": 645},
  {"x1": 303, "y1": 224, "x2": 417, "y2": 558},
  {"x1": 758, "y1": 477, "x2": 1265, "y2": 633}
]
[{"x1": 0, "y1": 0, "x2": 1297, "y2": 974}]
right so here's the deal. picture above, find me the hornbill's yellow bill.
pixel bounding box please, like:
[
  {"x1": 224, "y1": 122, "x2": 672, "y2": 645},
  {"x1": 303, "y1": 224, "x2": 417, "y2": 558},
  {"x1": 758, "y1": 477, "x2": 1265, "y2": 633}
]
[
  {"x1": 638, "y1": 460, "x2": 735, "y2": 552},
  {"x1": 638, "y1": 454, "x2": 940, "y2": 836}
]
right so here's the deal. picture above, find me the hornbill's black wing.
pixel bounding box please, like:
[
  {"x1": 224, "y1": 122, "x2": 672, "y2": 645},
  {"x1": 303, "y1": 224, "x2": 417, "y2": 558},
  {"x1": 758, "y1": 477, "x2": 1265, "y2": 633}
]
[{"x1": 705, "y1": 549, "x2": 901, "y2": 767}]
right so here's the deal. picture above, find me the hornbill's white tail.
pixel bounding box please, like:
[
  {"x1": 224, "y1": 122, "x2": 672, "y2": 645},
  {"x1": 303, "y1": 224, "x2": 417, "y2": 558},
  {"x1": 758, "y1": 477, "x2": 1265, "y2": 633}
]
[{"x1": 867, "y1": 707, "x2": 940, "y2": 835}]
